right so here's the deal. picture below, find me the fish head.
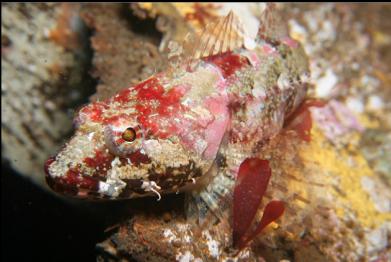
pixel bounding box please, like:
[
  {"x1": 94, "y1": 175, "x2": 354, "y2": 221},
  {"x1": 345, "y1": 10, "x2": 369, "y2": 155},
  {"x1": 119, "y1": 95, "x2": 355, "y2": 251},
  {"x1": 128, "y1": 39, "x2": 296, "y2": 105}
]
[{"x1": 45, "y1": 75, "x2": 230, "y2": 199}]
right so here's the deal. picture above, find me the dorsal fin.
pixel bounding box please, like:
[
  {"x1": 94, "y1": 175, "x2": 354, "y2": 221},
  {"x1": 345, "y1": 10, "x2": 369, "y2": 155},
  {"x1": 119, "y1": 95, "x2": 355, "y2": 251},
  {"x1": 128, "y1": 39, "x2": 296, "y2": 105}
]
[
  {"x1": 165, "y1": 10, "x2": 252, "y2": 74},
  {"x1": 188, "y1": 10, "x2": 248, "y2": 60}
]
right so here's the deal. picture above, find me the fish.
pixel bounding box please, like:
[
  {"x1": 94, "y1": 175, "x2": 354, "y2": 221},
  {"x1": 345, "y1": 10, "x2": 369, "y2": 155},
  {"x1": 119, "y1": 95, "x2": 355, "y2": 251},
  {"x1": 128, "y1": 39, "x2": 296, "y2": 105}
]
[{"x1": 45, "y1": 7, "x2": 310, "y2": 205}]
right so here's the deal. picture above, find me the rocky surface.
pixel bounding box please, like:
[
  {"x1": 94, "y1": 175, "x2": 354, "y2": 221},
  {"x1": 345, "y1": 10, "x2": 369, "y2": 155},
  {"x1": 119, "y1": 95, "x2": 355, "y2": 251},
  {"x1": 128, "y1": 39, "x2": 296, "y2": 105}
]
[
  {"x1": 80, "y1": 3, "x2": 167, "y2": 101},
  {"x1": 1, "y1": 3, "x2": 93, "y2": 187},
  {"x1": 2, "y1": 3, "x2": 390, "y2": 261}
]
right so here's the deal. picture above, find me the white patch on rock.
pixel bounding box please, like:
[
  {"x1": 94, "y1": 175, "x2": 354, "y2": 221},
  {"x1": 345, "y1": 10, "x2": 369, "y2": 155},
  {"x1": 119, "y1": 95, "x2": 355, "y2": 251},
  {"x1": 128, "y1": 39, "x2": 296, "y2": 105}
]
[
  {"x1": 202, "y1": 231, "x2": 220, "y2": 258},
  {"x1": 346, "y1": 98, "x2": 364, "y2": 113},
  {"x1": 163, "y1": 229, "x2": 177, "y2": 243},
  {"x1": 318, "y1": 20, "x2": 336, "y2": 42},
  {"x1": 289, "y1": 19, "x2": 308, "y2": 43},
  {"x1": 361, "y1": 176, "x2": 391, "y2": 213},
  {"x1": 176, "y1": 251, "x2": 194, "y2": 262},
  {"x1": 366, "y1": 222, "x2": 390, "y2": 253},
  {"x1": 367, "y1": 95, "x2": 383, "y2": 111},
  {"x1": 315, "y1": 69, "x2": 338, "y2": 98}
]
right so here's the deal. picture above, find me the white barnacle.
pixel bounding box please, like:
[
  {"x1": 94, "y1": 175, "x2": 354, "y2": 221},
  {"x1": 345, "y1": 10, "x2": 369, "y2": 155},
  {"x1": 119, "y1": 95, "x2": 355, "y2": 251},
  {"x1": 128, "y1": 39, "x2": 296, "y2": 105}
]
[
  {"x1": 141, "y1": 180, "x2": 162, "y2": 201},
  {"x1": 176, "y1": 251, "x2": 194, "y2": 262}
]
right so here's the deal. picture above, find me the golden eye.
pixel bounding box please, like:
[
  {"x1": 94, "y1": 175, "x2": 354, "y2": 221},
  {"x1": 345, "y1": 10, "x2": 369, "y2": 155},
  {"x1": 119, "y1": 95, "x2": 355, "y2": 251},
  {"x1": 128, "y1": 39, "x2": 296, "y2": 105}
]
[{"x1": 122, "y1": 127, "x2": 136, "y2": 142}]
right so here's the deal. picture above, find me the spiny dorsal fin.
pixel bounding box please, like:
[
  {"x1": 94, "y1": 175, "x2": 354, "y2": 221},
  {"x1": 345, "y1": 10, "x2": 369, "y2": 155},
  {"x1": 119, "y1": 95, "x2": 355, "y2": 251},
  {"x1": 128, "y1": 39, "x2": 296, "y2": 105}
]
[
  {"x1": 189, "y1": 10, "x2": 248, "y2": 60},
  {"x1": 165, "y1": 10, "x2": 252, "y2": 74}
]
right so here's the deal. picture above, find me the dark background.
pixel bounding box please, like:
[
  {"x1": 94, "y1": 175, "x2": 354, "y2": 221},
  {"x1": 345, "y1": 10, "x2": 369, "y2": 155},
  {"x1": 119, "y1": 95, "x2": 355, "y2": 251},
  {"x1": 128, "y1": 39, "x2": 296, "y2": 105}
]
[
  {"x1": 1, "y1": 163, "x2": 128, "y2": 262},
  {"x1": 1, "y1": 162, "x2": 181, "y2": 262}
]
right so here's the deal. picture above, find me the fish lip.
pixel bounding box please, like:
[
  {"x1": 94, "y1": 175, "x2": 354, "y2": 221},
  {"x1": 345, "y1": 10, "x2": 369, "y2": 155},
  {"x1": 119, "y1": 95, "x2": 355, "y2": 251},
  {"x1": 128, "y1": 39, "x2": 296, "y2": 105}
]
[{"x1": 44, "y1": 156, "x2": 101, "y2": 198}]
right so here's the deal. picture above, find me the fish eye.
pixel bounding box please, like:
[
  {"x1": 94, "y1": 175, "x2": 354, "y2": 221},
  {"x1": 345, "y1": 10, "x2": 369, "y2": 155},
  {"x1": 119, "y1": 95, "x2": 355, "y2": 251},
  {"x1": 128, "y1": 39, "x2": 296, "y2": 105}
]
[{"x1": 122, "y1": 127, "x2": 137, "y2": 142}]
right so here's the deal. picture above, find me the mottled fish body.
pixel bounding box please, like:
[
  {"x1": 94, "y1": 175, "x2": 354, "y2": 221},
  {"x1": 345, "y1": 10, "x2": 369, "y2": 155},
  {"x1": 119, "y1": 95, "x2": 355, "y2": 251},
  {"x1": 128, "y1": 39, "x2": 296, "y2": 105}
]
[{"x1": 45, "y1": 10, "x2": 309, "y2": 200}]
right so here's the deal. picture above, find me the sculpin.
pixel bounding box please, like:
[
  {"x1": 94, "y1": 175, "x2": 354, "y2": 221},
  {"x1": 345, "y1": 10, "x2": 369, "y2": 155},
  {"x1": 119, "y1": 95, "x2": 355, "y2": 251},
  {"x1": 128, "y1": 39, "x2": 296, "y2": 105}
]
[{"x1": 45, "y1": 10, "x2": 309, "y2": 201}]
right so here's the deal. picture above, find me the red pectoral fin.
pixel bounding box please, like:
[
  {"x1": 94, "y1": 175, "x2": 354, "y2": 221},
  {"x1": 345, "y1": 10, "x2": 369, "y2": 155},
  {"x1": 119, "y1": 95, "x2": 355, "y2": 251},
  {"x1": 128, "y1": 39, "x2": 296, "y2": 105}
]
[
  {"x1": 233, "y1": 158, "x2": 271, "y2": 247},
  {"x1": 284, "y1": 99, "x2": 327, "y2": 142}
]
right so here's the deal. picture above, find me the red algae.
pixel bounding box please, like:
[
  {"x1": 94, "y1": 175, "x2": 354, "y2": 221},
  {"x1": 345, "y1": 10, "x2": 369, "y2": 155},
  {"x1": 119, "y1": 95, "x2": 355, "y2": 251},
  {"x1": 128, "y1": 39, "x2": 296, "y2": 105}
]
[
  {"x1": 238, "y1": 200, "x2": 285, "y2": 250},
  {"x1": 233, "y1": 158, "x2": 272, "y2": 247}
]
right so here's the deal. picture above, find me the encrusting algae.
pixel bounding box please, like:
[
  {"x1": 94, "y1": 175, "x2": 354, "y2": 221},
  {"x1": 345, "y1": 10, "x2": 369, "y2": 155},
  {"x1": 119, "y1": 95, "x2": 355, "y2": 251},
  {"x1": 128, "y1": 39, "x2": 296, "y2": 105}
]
[{"x1": 299, "y1": 125, "x2": 391, "y2": 229}]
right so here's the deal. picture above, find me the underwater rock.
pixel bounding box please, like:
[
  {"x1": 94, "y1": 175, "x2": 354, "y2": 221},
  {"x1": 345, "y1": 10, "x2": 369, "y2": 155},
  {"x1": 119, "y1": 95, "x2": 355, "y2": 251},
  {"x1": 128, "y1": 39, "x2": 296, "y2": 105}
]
[
  {"x1": 80, "y1": 3, "x2": 167, "y2": 101},
  {"x1": 1, "y1": 3, "x2": 91, "y2": 187}
]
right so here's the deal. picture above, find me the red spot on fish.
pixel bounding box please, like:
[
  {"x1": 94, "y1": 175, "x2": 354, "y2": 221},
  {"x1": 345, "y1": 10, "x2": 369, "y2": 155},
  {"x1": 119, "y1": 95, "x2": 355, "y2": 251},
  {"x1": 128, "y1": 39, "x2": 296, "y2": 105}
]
[
  {"x1": 78, "y1": 76, "x2": 189, "y2": 140},
  {"x1": 47, "y1": 167, "x2": 100, "y2": 196},
  {"x1": 80, "y1": 102, "x2": 109, "y2": 123},
  {"x1": 164, "y1": 87, "x2": 185, "y2": 104},
  {"x1": 121, "y1": 150, "x2": 151, "y2": 166},
  {"x1": 130, "y1": 77, "x2": 188, "y2": 138},
  {"x1": 83, "y1": 150, "x2": 115, "y2": 177},
  {"x1": 205, "y1": 52, "x2": 249, "y2": 78},
  {"x1": 61, "y1": 168, "x2": 99, "y2": 191},
  {"x1": 102, "y1": 113, "x2": 131, "y2": 125},
  {"x1": 113, "y1": 88, "x2": 133, "y2": 103},
  {"x1": 233, "y1": 158, "x2": 272, "y2": 248},
  {"x1": 284, "y1": 99, "x2": 327, "y2": 141},
  {"x1": 134, "y1": 78, "x2": 164, "y2": 101}
]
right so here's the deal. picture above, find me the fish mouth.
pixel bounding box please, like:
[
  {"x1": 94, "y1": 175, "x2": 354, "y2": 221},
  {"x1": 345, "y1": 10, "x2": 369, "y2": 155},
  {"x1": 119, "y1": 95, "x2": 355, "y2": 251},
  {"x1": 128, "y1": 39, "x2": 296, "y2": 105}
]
[
  {"x1": 43, "y1": 145, "x2": 154, "y2": 198},
  {"x1": 44, "y1": 151, "x2": 206, "y2": 200},
  {"x1": 44, "y1": 156, "x2": 103, "y2": 198}
]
